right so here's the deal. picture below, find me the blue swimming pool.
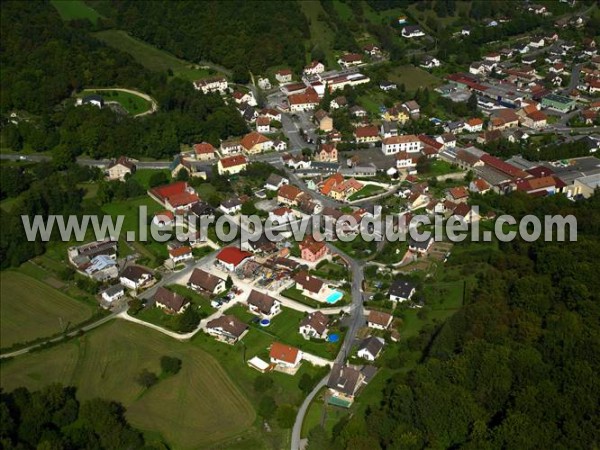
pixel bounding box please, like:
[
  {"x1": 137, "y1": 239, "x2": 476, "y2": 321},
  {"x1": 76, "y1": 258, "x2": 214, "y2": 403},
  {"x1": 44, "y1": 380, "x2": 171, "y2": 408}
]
[
  {"x1": 327, "y1": 333, "x2": 340, "y2": 343},
  {"x1": 326, "y1": 290, "x2": 343, "y2": 304}
]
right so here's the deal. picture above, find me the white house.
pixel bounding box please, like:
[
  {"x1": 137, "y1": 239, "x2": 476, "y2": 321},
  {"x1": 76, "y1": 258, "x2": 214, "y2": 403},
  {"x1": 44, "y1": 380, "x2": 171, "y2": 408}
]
[
  {"x1": 276, "y1": 69, "x2": 293, "y2": 83},
  {"x1": 169, "y1": 246, "x2": 193, "y2": 264},
  {"x1": 269, "y1": 342, "x2": 302, "y2": 369},
  {"x1": 188, "y1": 268, "x2": 226, "y2": 295},
  {"x1": 367, "y1": 310, "x2": 393, "y2": 330},
  {"x1": 119, "y1": 265, "x2": 153, "y2": 291},
  {"x1": 101, "y1": 284, "x2": 125, "y2": 304},
  {"x1": 357, "y1": 336, "x2": 385, "y2": 361},
  {"x1": 265, "y1": 173, "x2": 289, "y2": 191},
  {"x1": 381, "y1": 135, "x2": 422, "y2": 155},
  {"x1": 304, "y1": 61, "x2": 325, "y2": 75},
  {"x1": 402, "y1": 25, "x2": 425, "y2": 38},
  {"x1": 247, "y1": 289, "x2": 281, "y2": 318},
  {"x1": 388, "y1": 279, "x2": 417, "y2": 302},
  {"x1": 420, "y1": 56, "x2": 441, "y2": 69},
  {"x1": 299, "y1": 311, "x2": 329, "y2": 340},
  {"x1": 193, "y1": 77, "x2": 228, "y2": 95}
]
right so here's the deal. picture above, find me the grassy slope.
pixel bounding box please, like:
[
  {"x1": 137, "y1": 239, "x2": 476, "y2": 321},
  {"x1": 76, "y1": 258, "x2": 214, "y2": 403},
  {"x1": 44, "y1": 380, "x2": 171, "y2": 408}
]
[
  {"x1": 93, "y1": 30, "x2": 214, "y2": 81},
  {"x1": 299, "y1": 1, "x2": 338, "y2": 68},
  {"x1": 0, "y1": 321, "x2": 255, "y2": 449},
  {"x1": 0, "y1": 271, "x2": 94, "y2": 348},
  {"x1": 388, "y1": 65, "x2": 442, "y2": 92},
  {"x1": 51, "y1": 0, "x2": 101, "y2": 23}
]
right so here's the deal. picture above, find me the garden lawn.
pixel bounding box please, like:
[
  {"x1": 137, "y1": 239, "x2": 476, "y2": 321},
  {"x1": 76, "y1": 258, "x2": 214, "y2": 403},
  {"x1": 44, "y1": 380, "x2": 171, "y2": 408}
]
[
  {"x1": 388, "y1": 65, "x2": 442, "y2": 93},
  {"x1": 348, "y1": 184, "x2": 385, "y2": 201},
  {"x1": 0, "y1": 271, "x2": 95, "y2": 349},
  {"x1": 0, "y1": 321, "x2": 255, "y2": 449},
  {"x1": 79, "y1": 89, "x2": 151, "y2": 115}
]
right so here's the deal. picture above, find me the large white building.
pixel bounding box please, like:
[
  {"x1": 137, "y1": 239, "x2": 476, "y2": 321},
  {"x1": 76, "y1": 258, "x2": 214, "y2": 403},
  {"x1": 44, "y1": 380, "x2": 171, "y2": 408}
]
[
  {"x1": 193, "y1": 77, "x2": 228, "y2": 95},
  {"x1": 381, "y1": 135, "x2": 422, "y2": 155}
]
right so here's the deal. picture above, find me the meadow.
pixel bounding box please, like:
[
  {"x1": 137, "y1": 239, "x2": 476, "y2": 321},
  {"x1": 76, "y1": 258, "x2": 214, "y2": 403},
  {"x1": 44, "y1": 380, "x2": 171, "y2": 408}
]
[
  {"x1": 389, "y1": 65, "x2": 442, "y2": 92},
  {"x1": 0, "y1": 271, "x2": 94, "y2": 348},
  {"x1": 80, "y1": 89, "x2": 152, "y2": 116},
  {"x1": 51, "y1": 0, "x2": 101, "y2": 23},
  {"x1": 0, "y1": 321, "x2": 256, "y2": 449},
  {"x1": 93, "y1": 30, "x2": 217, "y2": 81}
]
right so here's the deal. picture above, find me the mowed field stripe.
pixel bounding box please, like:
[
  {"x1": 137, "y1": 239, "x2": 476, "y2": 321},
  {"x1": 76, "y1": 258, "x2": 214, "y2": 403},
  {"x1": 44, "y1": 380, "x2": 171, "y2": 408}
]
[{"x1": 0, "y1": 271, "x2": 93, "y2": 348}]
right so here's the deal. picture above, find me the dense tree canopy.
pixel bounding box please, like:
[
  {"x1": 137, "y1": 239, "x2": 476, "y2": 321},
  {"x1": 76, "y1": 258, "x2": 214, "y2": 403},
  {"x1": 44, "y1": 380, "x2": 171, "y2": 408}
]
[
  {"x1": 323, "y1": 192, "x2": 600, "y2": 449},
  {"x1": 108, "y1": 0, "x2": 309, "y2": 75}
]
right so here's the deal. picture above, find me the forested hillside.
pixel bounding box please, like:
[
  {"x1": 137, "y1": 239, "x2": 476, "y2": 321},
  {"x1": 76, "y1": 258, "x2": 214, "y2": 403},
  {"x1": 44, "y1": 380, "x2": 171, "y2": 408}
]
[
  {"x1": 318, "y1": 192, "x2": 600, "y2": 449},
  {"x1": 0, "y1": 1, "x2": 247, "y2": 160},
  {"x1": 107, "y1": 0, "x2": 309, "y2": 77}
]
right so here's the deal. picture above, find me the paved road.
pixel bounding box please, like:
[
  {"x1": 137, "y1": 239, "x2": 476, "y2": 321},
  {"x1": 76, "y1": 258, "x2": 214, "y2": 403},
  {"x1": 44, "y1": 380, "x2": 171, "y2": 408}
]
[{"x1": 290, "y1": 243, "x2": 365, "y2": 450}]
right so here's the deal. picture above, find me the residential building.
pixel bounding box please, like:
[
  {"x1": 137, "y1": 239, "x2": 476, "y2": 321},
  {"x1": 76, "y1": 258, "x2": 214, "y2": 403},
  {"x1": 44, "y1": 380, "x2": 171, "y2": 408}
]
[
  {"x1": 276, "y1": 69, "x2": 293, "y2": 83},
  {"x1": 354, "y1": 125, "x2": 381, "y2": 144},
  {"x1": 256, "y1": 116, "x2": 271, "y2": 133},
  {"x1": 327, "y1": 364, "x2": 367, "y2": 405},
  {"x1": 402, "y1": 25, "x2": 425, "y2": 38},
  {"x1": 338, "y1": 53, "x2": 363, "y2": 68},
  {"x1": 154, "y1": 287, "x2": 189, "y2": 314},
  {"x1": 193, "y1": 77, "x2": 228, "y2": 94},
  {"x1": 381, "y1": 121, "x2": 398, "y2": 138},
  {"x1": 220, "y1": 138, "x2": 242, "y2": 155},
  {"x1": 464, "y1": 118, "x2": 484, "y2": 132},
  {"x1": 317, "y1": 143, "x2": 338, "y2": 162},
  {"x1": 193, "y1": 142, "x2": 216, "y2": 160},
  {"x1": 106, "y1": 156, "x2": 136, "y2": 181},
  {"x1": 277, "y1": 184, "x2": 303, "y2": 206},
  {"x1": 388, "y1": 279, "x2": 417, "y2": 302},
  {"x1": 265, "y1": 173, "x2": 289, "y2": 191},
  {"x1": 206, "y1": 315, "x2": 248, "y2": 344},
  {"x1": 357, "y1": 336, "x2": 385, "y2": 361},
  {"x1": 381, "y1": 134, "x2": 421, "y2": 155},
  {"x1": 367, "y1": 310, "x2": 393, "y2": 330},
  {"x1": 269, "y1": 342, "x2": 302, "y2": 368},
  {"x1": 288, "y1": 87, "x2": 319, "y2": 112},
  {"x1": 299, "y1": 235, "x2": 328, "y2": 262},
  {"x1": 101, "y1": 284, "x2": 125, "y2": 304},
  {"x1": 248, "y1": 290, "x2": 282, "y2": 318},
  {"x1": 168, "y1": 246, "x2": 193, "y2": 264},
  {"x1": 148, "y1": 181, "x2": 199, "y2": 211},
  {"x1": 120, "y1": 265, "x2": 153, "y2": 291},
  {"x1": 304, "y1": 61, "x2": 325, "y2": 75},
  {"x1": 241, "y1": 131, "x2": 273, "y2": 154},
  {"x1": 294, "y1": 271, "x2": 326, "y2": 299},
  {"x1": 217, "y1": 154, "x2": 249, "y2": 175},
  {"x1": 216, "y1": 247, "x2": 252, "y2": 272},
  {"x1": 409, "y1": 237, "x2": 433, "y2": 255},
  {"x1": 299, "y1": 311, "x2": 329, "y2": 340},
  {"x1": 188, "y1": 268, "x2": 226, "y2": 295},
  {"x1": 403, "y1": 100, "x2": 420, "y2": 118}
]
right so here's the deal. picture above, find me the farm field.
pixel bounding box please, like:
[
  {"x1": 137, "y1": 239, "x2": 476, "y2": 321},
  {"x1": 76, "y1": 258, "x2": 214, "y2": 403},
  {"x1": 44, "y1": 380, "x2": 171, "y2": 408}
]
[
  {"x1": 79, "y1": 89, "x2": 151, "y2": 115},
  {"x1": 51, "y1": 0, "x2": 101, "y2": 23},
  {"x1": 388, "y1": 65, "x2": 442, "y2": 92},
  {"x1": 0, "y1": 271, "x2": 94, "y2": 348},
  {"x1": 93, "y1": 30, "x2": 218, "y2": 81},
  {"x1": 0, "y1": 321, "x2": 255, "y2": 449}
]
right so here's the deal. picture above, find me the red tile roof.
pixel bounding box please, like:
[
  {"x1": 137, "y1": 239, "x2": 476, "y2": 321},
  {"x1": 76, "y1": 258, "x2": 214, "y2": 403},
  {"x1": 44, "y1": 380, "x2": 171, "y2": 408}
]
[
  {"x1": 169, "y1": 246, "x2": 192, "y2": 257},
  {"x1": 219, "y1": 154, "x2": 248, "y2": 168},
  {"x1": 241, "y1": 132, "x2": 270, "y2": 150},
  {"x1": 269, "y1": 342, "x2": 300, "y2": 364},
  {"x1": 480, "y1": 154, "x2": 528, "y2": 179},
  {"x1": 217, "y1": 247, "x2": 252, "y2": 266},
  {"x1": 278, "y1": 184, "x2": 302, "y2": 201},
  {"x1": 150, "y1": 182, "x2": 188, "y2": 202},
  {"x1": 354, "y1": 125, "x2": 380, "y2": 138},
  {"x1": 194, "y1": 142, "x2": 215, "y2": 155}
]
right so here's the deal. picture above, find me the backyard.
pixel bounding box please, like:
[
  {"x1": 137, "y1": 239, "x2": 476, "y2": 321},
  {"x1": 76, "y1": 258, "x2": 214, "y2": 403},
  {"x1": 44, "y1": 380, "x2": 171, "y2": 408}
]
[
  {"x1": 78, "y1": 89, "x2": 152, "y2": 116},
  {"x1": 348, "y1": 184, "x2": 386, "y2": 201}
]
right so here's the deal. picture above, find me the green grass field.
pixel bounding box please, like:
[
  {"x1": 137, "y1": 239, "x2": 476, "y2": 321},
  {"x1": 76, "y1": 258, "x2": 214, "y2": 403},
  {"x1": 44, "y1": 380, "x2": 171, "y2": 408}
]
[
  {"x1": 299, "y1": 1, "x2": 338, "y2": 68},
  {"x1": 79, "y1": 89, "x2": 151, "y2": 115},
  {"x1": 93, "y1": 30, "x2": 217, "y2": 81},
  {"x1": 130, "y1": 169, "x2": 170, "y2": 190},
  {"x1": 389, "y1": 65, "x2": 442, "y2": 93},
  {"x1": 0, "y1": 321, "x2": 255, "y2": 449},
  {"x1": 51, "y1": 0, "x2": 101, "y2": 23},
  {"x1": 0, "y1": 271, "x2": 94, "y2": 349},
  {"x1": 348, "y1": 184, "x2": 385, "y2": 201}
]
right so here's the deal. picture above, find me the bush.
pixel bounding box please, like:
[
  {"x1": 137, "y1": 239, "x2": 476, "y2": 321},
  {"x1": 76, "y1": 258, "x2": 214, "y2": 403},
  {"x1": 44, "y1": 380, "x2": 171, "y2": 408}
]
[
  {"x1": 276, "y1": 404, "x2": 297, "y2": 429},
  {"x1": 136, "y1": 369, "x2": 158, "y2": 388},
  {"x1": 253, "y1": 374, "x2": 274, "y2": 393},
  {"x1": 160, "y1": 356, "x2": 182, "y2": 375},
  {"x1": 258, "y1": 396, "x2": 277, "y2": 419}
]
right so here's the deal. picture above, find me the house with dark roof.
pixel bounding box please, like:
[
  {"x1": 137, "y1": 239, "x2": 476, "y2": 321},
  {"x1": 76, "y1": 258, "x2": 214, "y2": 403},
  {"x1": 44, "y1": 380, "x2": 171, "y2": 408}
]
[
  {"x1": 388, "y1": 279, "x2": 417, "y2": 302},
  {"x1": 247, "y1": 289, "x2": 281, "y2": 318},
  {"x1": 101, "y1": 284, "x2": 125, "y2": 304},
  {"x1": 294, "y1": 271, "x2": 326, "y2": 299},
  {"x1": 408, "y1": 237, "x2": 433, "y2": 255},
  {"x1": 327, "y1": 364, "x2": 368, "y2": 405},
  {"x1": 265, "y1": 174, "x2": 289, "y2": 191},
  {"x1": 153, "y1": 287, "x2": 189, "y2": 314},
  {"x1": 299, "y1": 311, "x2": 330, "y2": 340},
  {"x1": 206, "y1": 315, "x2": 248, "y2": 344},
  {"x1": 119, "y1": 265, "x2": 153, "y2": 290},
  {"x1": 188, "y1": 268, "x2": 226, "y2": 295},
  {"x1": 357, "y1": 336, "x2": 385, "y2": 361}
]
